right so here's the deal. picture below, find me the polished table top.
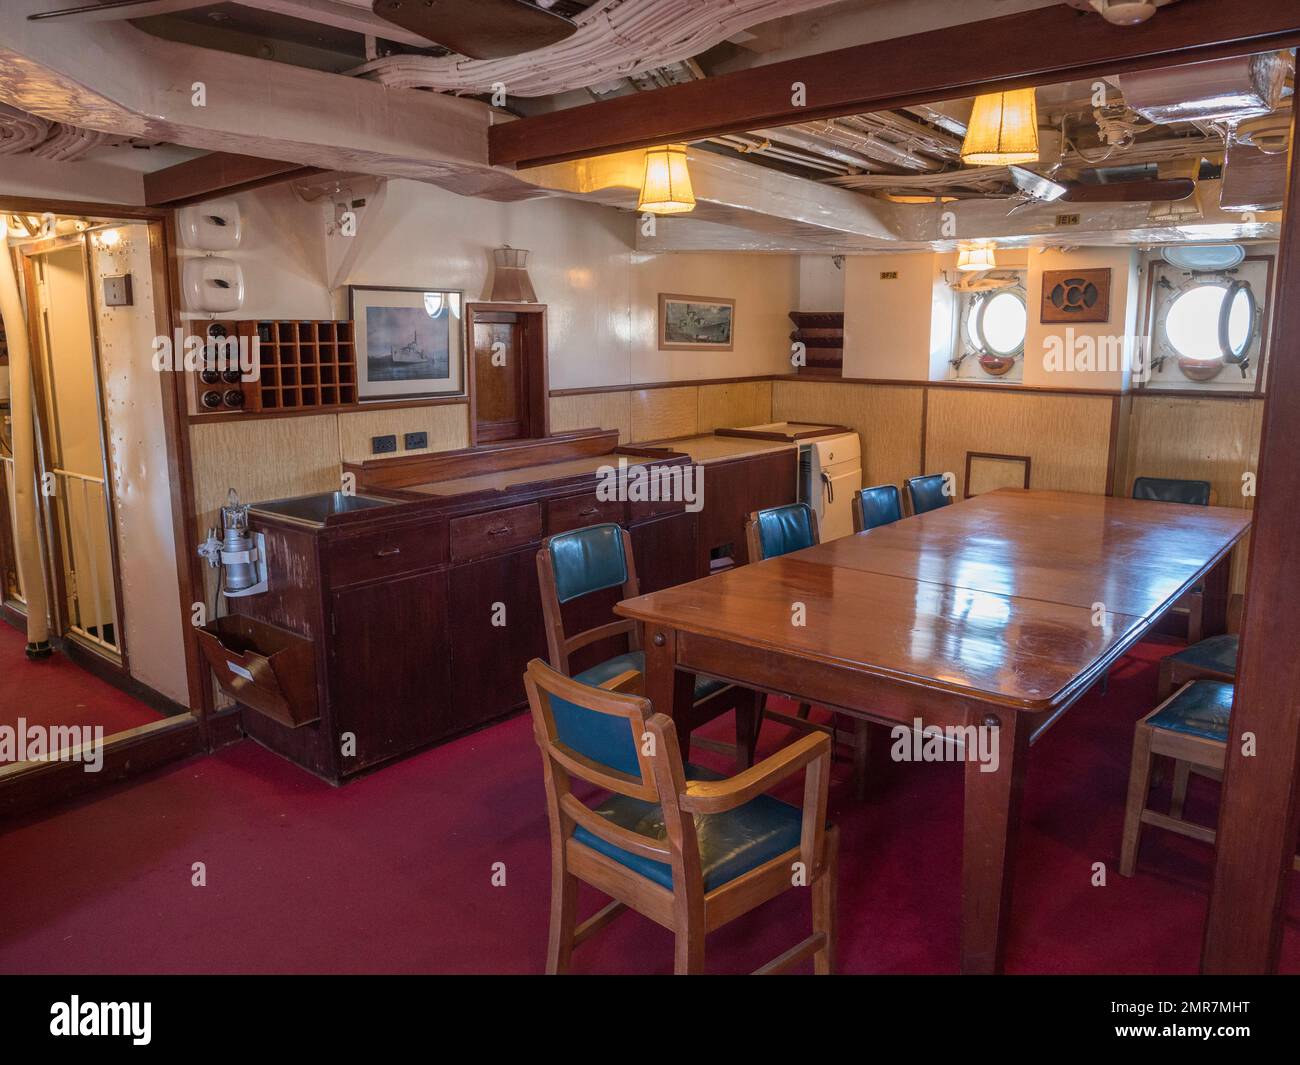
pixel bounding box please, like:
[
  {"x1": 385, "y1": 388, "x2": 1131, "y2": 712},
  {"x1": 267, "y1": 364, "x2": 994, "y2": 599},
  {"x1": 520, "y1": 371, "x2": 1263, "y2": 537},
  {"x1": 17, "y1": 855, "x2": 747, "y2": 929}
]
[{"x1": 616, "y1": 489, "x2": 1251, "y2": 713}]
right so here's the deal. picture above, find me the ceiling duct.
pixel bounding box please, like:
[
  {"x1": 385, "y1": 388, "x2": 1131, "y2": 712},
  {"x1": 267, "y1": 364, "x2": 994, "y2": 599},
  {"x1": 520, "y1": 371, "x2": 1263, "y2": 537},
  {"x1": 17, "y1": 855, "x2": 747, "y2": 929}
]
[
  {"x1": 1120, "y1": 53, "x2": 1290, "y2": 124},
  {"x1": 0, "y1": 102, "x2": 48, "y2": 155}
]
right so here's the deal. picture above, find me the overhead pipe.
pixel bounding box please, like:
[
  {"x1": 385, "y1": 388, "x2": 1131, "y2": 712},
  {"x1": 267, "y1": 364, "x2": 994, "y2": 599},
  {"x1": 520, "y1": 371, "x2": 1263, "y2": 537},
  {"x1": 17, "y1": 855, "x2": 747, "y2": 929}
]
[
  {"x1": 353, "y1": 0, "x2": 845, "y2": 97},
  {"x1": 0, "y1": 221, "x2": 52, "y2": 659}
]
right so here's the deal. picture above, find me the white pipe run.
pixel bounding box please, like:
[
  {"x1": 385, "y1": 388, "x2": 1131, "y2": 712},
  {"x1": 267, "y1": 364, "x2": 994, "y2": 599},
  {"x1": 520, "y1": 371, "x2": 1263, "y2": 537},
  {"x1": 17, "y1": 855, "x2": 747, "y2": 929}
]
[
  {"x1": 353, "y1": 0, "x2": 845, "y2": 97},
  {"x1": 0, "y1": 223, "x2": 51, "y2": 651}
]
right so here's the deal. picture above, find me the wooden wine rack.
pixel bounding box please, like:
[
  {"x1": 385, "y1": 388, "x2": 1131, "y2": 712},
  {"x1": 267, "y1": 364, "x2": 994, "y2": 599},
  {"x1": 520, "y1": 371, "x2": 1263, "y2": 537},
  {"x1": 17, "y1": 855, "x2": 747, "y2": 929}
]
[{"x1": 250, "y1": 320, "x2": 356, "y2": 413}]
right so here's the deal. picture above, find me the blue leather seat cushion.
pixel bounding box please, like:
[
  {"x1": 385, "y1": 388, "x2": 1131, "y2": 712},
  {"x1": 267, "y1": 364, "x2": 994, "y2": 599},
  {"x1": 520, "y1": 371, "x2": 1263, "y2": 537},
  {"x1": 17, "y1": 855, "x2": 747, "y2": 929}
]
[
  {"x1": 1149, "y1": 680, "x2": 1234, "y2": 742},
  {"x1": 574, "y1": 650, "x2": 728, "y2": 701},
  {"x1": 1167, "y1": 634, "x2": 1238, "y2": 676},
  {"x1": 573, "y1": 765, "x2": 803, "y2": 891}
]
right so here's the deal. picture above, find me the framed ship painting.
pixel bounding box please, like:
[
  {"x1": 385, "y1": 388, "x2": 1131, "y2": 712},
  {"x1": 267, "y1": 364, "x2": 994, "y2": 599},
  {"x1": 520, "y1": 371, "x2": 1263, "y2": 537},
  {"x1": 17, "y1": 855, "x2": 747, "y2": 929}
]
[
  {"x1": 658, "y1": 293, "x2": 735, "y2": 351},
  {"x1": 349, "y1": 285, "x2": 466, "y2": 400}
]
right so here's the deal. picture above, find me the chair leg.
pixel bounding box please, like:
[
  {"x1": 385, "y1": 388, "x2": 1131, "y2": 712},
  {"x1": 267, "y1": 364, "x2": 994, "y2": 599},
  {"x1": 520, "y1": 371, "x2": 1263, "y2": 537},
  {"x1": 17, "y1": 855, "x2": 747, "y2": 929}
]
[
  {"x1": 797, "y1": 702, "x2": 812, "y2": 720},
  {"x1": 1170, "y1": 759, "x2": 1191, "y2": 820},
  {"x1": 546, "y1": 861, "x2": 578, "y2": 974},
  {"x1": 812, "y1": 825, "x2": 839, "y2": 975},
  {"x1": 673, "y1": 924, "x2": 705, "y2": 975},
  {"x1": 1157, "y1": 658, "x2": 1177, "y2": 703},
  {"x1": 1119, "y1": 724, "x2": 1154, "y2": 878},
  {"x1": 1186, "y1": 592, "x2": 1204, "y2": 646},
  {"x1": 852, "y1": 719, "x2": 871, "y2": 801}
]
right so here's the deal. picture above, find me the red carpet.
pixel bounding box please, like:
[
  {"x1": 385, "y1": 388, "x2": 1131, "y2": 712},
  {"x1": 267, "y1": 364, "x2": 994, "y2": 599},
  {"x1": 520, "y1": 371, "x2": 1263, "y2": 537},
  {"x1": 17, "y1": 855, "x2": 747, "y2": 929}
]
[
  {"x1": 0, "y1": 624, "x2": 163, "y2": 761},
  {"x1": 0, "y1": 637, "x2": 1295, "y2": 974}
]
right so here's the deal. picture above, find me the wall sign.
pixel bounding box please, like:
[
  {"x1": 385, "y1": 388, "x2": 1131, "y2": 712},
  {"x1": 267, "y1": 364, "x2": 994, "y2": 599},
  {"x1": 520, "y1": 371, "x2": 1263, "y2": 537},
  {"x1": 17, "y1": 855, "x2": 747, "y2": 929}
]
[
  {"x1": 1040, "y1": 268, "x2": 1111, "y2": 324},
  {"x1": 658, "y1": 293, "x2": 735, "y2": 351}
]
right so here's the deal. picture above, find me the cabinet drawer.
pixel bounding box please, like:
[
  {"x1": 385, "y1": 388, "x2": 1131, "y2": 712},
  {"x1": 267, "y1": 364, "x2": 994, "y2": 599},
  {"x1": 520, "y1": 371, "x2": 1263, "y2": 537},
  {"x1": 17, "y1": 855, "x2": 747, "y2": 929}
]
[
  {"x1": 630, "y1": 494, "x2": 687, "y2": 522},
  {"x1": 325, "y1": 521, "x2": 446, "y2": 587},
  {"x1": 547, "y1": 491, "x2": 625, "y2": 534},
  {"x1": 450, "y1": 502, "x2": 542, "y2": 562}
]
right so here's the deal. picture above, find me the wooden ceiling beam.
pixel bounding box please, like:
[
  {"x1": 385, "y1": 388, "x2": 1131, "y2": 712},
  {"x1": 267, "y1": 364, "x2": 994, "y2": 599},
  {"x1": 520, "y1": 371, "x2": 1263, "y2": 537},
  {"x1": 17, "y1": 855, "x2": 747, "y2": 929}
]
[
  {"x1": 489, "y1": 0, "x2": 1300, "y2": 169},
  {"x1": 143, "y1": 152, "x2": 324, "y2": 207}
]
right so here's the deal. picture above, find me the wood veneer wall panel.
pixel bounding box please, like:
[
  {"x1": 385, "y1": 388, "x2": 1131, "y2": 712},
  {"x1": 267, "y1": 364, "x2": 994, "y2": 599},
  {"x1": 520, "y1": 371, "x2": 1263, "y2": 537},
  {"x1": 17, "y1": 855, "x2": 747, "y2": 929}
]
[
  {"x1": 629, "y1": 386, "x2": 698, "y2": 442},
  {"x1": 925, "y1": 389, "x2": 1112, "y2": 498},
  {"x1": 189, "y1": 414, "x2": 341, "y2": 533},
  {"x1": 696, "y1": 380, "x2": 773, "y2": 434},
  {"x1": 771, "y1": 380, "x2": 923, "y2": 491},
  {"x1": 549, "y1": 392, "x2": 633, "y2": 442},
  {"x1": 337, "y1": 404, "x2": 470, "y2": 464}
]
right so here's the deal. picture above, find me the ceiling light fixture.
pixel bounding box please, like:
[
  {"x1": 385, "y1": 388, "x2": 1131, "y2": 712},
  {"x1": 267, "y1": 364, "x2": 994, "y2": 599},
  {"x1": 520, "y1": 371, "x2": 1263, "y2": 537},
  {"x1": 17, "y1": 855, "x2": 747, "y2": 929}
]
[
  {"x1": 961, "y1": 89, "x2": 1040, "y2": 166},
  {"x1": 637, "y1": 144, "x2": 696, "y2": 215}
]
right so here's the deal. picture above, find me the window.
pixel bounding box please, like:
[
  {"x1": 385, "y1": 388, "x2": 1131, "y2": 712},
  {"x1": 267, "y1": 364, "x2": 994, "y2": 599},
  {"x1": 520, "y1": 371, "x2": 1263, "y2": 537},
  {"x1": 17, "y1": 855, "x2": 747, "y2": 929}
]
[
  {"x1": 954, "y1": 281, "x2": 1028, "y2": 380},
  {"x1": 1146, "y1": 252, "x2": 1270, "y2": 392}
]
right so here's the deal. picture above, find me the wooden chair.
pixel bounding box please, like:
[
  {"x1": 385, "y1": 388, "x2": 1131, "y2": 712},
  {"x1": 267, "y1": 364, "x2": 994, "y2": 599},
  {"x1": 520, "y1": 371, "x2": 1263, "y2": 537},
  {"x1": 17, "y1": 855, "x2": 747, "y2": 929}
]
[
  {"x1": 1120, "y1": 679, "x2": 1300, "y2": 877},
  {"x1": 537, "y1": 522, "x2": 760, "y2": 770},
  {"x1": 525, "y1": 657, "x2": 838, "y2": 975},
  {"x1": 904, "y1": 473, "x2": 951, "y2": 516},
  {"x1": 744, "y1": 503, "x2": 871, "y2": 799},
  {"x1": 852, "y1": 483, "x2": 903, "y2": 533},
  {"x1": 1132, "y1": 476, "x2": 1215, "y2": 644}
]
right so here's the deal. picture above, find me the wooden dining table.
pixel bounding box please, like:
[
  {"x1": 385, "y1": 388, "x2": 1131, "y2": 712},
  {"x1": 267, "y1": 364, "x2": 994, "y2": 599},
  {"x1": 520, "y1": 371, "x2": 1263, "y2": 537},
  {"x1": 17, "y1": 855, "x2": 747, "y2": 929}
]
[{"x1": 614, "y1": 488, "x2": 1252, "y2": 974}]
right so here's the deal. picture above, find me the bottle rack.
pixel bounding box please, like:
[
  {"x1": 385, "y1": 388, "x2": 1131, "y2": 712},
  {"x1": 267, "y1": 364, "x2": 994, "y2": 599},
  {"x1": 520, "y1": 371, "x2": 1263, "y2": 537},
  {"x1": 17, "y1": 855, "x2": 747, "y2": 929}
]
[{"x1": 251, "y1": 320, "x2": 357, "y2": 413}]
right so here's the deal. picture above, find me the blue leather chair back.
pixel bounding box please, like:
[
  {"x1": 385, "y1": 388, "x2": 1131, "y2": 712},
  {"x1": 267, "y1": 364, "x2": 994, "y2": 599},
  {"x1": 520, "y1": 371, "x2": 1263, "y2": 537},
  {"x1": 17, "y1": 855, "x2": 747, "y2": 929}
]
[
  {"x1": 526, "y1": 659, "x2": 647, "y2": 787},
  {"x1": 906, "y1": 474, "x2": 951, "y2": 516},
  {"x1": 856, "y1": 484, "x2": 902, "y2": 531},
  {"x1": 1132, "y1": 476, "x2": 1211, "y2": 506},
  {"x1": 547, "y1": 523, "x2": 629, "y2": 604},
  {"x1": 753, "y1": 503, "x2": 816, "y2": 560}
]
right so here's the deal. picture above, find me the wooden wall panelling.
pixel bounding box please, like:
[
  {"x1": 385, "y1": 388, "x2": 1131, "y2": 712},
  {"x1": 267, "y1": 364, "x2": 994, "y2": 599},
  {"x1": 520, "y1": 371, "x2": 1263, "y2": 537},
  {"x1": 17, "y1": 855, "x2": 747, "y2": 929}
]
[
  {"x1": 548, "y1": 391, "x2": 633, "y2": 442},
  {"x1": 337, "y1": 404, "x2": 470, "y2": 464},
  {"x1": 629, "y1": 385, "x2": 698, "y2": 442},
  {"x1": 925, "y1": 389, "x2": 1112, "y2": 498},
  {"x1": 696, "y1": 380, "x2": 773, "y2": 434},
  {"x1": 772, "y1": 380, "x2": 924, "y2": 491}
]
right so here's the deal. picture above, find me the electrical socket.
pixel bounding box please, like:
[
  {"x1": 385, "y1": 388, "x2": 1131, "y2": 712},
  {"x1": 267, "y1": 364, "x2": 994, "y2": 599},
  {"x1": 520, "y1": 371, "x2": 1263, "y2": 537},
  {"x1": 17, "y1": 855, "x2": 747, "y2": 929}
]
[
  {"x1": 404, "y1": 431, "x2": 428, "y2": 450},
  {"x1": 371, "y1": 434, "x2": 397, "y2": 454}
]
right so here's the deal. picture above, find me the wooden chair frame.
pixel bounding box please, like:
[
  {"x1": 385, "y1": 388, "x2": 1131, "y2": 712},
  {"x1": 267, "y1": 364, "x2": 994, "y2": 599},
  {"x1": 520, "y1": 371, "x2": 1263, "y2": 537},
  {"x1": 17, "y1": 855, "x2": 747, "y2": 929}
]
[
  {"x1": 537, "y1": 525, "x2": 760, "y2": 768},
  {"x1": 903, "y1": 474, "x2": 951, "y2": 518},
  {"x1": 850, "y1": 484, "x2": 903, "y2": 534},
  {"x1": 1120, "y1": 681, "x2": 1300, "y2": 877},
  {"x1": 743, "y1": 505, "x2": 871, "y2": 799},
  {"x1": 525, "y1": 658, "x2": 838, "y2": 975}
]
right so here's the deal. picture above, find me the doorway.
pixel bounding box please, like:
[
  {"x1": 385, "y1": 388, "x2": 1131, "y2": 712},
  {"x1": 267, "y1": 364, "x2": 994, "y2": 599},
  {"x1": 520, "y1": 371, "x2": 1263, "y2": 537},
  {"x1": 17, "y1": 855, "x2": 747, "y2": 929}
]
[{"x1": 467, "y1": 303, "x2": 548, "y2": 443}]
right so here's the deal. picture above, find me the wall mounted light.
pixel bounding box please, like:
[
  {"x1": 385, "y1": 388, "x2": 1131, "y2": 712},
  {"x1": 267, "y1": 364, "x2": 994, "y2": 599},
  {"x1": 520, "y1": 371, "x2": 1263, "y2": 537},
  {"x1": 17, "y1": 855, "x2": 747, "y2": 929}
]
[
  {"x1": 961, "y1": 89, "x2": 1040, "y2": 166},
  {"x1": 637, "y1": 144, "x2": 696, "y2": 215},
  {"x1": 957, "y1": 243, "x2": 998, "y2": 272},
  {"x1": 487, "y1": 245, "x2": 538, "y2": 303}
]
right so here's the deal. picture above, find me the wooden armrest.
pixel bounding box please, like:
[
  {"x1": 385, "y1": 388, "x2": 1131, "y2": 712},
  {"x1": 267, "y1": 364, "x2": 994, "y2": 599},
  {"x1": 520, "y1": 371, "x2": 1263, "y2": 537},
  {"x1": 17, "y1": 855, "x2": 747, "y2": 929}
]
[
  {"x1": 566, "y1": 620, "x2": 636, "y2": 656},
  {"x1": 597, "y1": 669, "x2": 642, "y2": 695},
  {"x1": 679, "y1": 731, "x2": 831, "y2": 815}
]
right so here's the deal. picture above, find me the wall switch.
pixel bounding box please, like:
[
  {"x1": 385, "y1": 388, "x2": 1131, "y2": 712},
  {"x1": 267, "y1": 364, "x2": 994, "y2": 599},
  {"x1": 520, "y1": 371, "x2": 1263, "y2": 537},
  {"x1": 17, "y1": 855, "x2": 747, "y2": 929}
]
[
  {"x1": 372, "y1": 434, "x2": 397, "y2": 454},
  {"x1": 404, "y1": 431, "x2": 428, "y2": 450},
  {"x1": 103, "y1": 274, "x2": 133, "y2": 307}
]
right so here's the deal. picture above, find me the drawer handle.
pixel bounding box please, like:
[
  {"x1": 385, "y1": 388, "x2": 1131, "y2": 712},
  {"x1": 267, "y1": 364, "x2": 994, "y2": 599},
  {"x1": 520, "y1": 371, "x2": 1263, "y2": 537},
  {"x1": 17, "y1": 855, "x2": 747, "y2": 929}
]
[
  {"x1": 487, "y1": 526, "x2": 512, "y2": 537},
  {"x1": 578, "y1": 506, "x2": 599, "y2": 518},
  {"x1": 375, "y1": 547, "x2": 402, "y2": 558}
]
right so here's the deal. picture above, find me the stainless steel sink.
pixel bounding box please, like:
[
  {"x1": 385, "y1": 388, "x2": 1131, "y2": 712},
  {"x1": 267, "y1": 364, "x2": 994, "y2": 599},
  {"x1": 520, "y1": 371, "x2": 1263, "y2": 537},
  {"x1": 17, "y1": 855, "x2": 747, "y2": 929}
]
[{"x1": 250, "y1": 491, "x2": 395, "y2": 525}]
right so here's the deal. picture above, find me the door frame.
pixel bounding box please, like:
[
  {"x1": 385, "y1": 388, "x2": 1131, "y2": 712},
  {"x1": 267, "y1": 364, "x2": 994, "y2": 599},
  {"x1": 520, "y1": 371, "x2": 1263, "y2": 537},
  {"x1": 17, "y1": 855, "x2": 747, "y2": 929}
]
[{"x1": 465, "y1": 302, "x2": 549, "y2": 446}]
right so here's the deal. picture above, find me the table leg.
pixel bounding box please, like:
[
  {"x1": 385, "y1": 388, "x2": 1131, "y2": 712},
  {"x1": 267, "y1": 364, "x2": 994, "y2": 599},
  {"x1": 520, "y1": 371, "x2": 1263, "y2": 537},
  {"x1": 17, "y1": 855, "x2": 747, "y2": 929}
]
[
  {"x1": 643, "y1": 624, "x2": 698, "y2": 758},
  {"x1": 1200, "y1": 552, "x2": 1232, "y2": 638},
  {"x1": 960, "y1": 707, "x2": 1029, "y2": 975}
]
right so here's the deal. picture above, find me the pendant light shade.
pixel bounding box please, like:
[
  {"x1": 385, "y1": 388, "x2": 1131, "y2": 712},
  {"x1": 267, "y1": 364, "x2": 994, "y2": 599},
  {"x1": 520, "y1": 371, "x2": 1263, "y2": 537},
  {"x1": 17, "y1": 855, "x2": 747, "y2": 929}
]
[
  {"x1": 487, "y1": 245, "x2": 537, "y2": 303},
  {"x1": 637, "y1": 144, "x2": 695, "y2": 215},
  {"x1": 961, "y1": 89, "x2": 1040, "y2": 166},
  {"x1": 957, "y1": 244, "x2": 997, "y2": 272}
]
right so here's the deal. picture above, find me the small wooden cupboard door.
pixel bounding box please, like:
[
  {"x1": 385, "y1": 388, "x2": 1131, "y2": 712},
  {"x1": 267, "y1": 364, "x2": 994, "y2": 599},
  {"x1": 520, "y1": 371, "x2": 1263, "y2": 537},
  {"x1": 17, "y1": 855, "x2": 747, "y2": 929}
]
[
  {"x1": 330, "y1": 569, "x2": 453, "y2": 774},
  {"x1": 473, "y1": 312, "x2": 528, "y2": 442}
]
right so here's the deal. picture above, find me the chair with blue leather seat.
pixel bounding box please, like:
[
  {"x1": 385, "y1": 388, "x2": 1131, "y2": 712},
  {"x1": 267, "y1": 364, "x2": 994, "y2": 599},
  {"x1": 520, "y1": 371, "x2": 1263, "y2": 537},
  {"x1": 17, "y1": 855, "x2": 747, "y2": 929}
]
[
  {"x1": 1132, "y1": 476, "x2": 1215, "y2": 644},
  {"x1": 1119, "y1": 679, "x2": 1300, "y2": 877},
  {"x1": 852, "y1": 483, "x2": 903, "y2": 533},
  {"x1": 537, "y1": 523, "x2": 760, "y2": 770},
  {"x1": 744, "y1": 503, "x2": 871, "y2": 800},
  {"x1": 525, "y1": 656, "x2": 838, "y2": 974},
  {"x1": 904, "y1": 473, "x2": 952, "y2": 516},
  {"x1": 1158, "y1": 633, "x2": 1238, "y2": 701}
]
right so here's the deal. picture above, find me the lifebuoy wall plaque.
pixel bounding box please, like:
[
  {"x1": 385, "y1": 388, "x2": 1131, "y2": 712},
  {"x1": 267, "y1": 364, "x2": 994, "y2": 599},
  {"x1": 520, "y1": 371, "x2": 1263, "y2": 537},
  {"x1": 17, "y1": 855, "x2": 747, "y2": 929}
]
[{"x1": 1040, "y1": 268, "x2": 1111, "y2": 324}]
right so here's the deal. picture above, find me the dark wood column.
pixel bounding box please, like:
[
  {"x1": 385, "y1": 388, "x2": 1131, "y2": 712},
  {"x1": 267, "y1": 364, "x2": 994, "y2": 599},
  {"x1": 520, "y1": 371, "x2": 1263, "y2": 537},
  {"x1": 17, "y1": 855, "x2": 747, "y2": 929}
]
[{"x1": 1201, "y1": 106, "x2": 1300, "y2": 973}]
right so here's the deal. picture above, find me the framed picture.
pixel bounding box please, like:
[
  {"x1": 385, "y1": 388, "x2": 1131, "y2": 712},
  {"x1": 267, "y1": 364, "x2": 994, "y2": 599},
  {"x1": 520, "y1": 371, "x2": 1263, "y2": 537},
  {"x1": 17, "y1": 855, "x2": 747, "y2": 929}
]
[
  {"x1": 349, "y1": 286, "x2": 465, "y2": 400},
  {"x1": 658, "y1": 293, "x2": 735, "y2": 351},
  {"x1": 1040, "y1": 268, "x2": 1112, "y2": 324}
]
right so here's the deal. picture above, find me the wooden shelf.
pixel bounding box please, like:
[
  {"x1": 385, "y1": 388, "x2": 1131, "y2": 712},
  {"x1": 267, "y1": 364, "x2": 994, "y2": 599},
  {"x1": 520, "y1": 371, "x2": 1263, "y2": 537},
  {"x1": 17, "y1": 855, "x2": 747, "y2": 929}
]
[{"x1": 251, "y1": 319, "x2": 356, "y2": 413}]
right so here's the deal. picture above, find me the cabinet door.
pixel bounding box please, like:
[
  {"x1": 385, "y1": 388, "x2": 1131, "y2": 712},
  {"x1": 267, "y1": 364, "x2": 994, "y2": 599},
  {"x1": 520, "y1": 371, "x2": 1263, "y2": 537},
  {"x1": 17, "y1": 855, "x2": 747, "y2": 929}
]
[
  {"x1": 449, "y1": 546, "x2": 545, "y2": 731},
  {"x1": 331, "y1": 569, "x2": 452, "y2": 774},
  {"x1": 631, "y1": 510, "x2": 700, "y2": 592}
]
